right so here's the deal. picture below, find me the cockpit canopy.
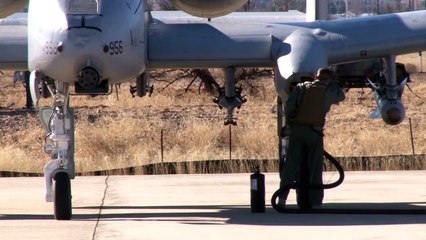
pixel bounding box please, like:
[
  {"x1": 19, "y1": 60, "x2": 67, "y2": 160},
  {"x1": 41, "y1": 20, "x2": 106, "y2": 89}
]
[{"x1": 68, "y1": 0, "x2": 101, "y2": 15}]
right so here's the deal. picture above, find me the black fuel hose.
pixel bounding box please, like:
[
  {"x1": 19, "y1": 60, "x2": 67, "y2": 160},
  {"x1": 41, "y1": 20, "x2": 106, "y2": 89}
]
[{"x1": 271, "y1": 150, "x2": 345, "y2": 212}]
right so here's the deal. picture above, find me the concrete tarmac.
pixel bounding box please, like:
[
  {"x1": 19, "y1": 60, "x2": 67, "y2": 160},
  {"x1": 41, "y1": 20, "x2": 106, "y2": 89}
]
[{"x1": 0, "y1": 171, "x2": 425, "y2": 240}]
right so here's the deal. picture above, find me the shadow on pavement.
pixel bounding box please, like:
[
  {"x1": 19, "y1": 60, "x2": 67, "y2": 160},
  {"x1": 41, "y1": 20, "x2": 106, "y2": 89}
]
[{"x1": 3, "y1": 202, "x2": 424, "y2": 226}]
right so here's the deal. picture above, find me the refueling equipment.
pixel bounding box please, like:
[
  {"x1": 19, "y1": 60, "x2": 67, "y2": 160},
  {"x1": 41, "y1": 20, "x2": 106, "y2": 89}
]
[
  {"x1": 250, "y1": 166, "x2": 265, "y2": 213},
  {"x1": 271, "y1": 150, "x2": 345, "y2": 212}
]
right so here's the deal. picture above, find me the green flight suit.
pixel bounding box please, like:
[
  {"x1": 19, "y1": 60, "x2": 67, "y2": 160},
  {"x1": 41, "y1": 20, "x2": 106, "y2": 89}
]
[{"x1": 280, "y1": 79, "x2": 345, "y2": 207}]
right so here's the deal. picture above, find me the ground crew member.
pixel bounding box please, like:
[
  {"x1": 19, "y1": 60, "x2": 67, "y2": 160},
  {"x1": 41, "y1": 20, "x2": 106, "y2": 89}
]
[{"x1": 279, "y1": 68, "x2": 345, "y2": 208}]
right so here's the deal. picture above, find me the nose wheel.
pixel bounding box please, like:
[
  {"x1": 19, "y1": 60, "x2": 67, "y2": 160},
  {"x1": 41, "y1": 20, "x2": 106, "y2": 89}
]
[{"x1": 54, "y1": 172, "x2": 72, "y2": 220}]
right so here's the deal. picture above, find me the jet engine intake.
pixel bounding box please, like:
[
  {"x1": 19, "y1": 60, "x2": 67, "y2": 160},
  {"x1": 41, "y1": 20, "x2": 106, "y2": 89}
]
[{"x1": 169, "y1": 0, "x2": 248, "y2": 18}]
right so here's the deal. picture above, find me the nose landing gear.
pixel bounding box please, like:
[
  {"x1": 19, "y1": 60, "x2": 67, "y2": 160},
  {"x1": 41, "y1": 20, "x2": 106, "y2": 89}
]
[{"x1": 34, "y1": 76, "x2": 75, "y2": 220}]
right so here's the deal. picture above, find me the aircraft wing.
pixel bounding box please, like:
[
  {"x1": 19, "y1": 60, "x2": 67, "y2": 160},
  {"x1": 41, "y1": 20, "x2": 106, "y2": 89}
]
[
  {"x1": 147, "y1": 10, "x2": 425, "y2": 127},
  {"x1": 0, "y1": 12, "x2": 27, "y2": 70},
  {"x1": 0, "y1": 10, "x2": 424, "y2": 72},
  {"x1": 148, "y1": 10, "x2": 426, "y2": 72},
  {"x1": 150, "y1": 10, "x2": 306, "y2": 24},
  {"x1": 0, "y1": 10, "x2": 307, "y2": 71}
]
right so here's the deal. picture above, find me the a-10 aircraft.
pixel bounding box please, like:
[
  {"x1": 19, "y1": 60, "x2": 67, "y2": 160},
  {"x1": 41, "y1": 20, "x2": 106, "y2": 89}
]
[{"x1": 0, "y1": 0, "x2": 425, "y2": 220}]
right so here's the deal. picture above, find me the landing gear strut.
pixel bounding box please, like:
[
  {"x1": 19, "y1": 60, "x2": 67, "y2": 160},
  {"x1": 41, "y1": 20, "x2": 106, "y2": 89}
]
[{"x1": 32, "y1": 73, "x2": 75, "y2": 220}]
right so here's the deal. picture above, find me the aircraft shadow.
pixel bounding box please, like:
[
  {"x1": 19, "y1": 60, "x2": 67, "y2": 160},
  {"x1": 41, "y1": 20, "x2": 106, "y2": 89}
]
[
  {"x1": 3, "y1": 202, "x2": 423, "y2": 225},
  {"x1": 75, "y1": 202, "x2": 426, "y2": 226}
]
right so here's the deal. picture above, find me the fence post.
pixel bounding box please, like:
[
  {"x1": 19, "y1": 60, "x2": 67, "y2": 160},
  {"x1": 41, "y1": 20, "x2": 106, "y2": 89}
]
[
  {"x1": 229, "y1": 125, "x2": 232, "y2": 160},
  {"x1": 161, "y1": 129, "x2": 164, "y2": 163},
  {"x1": 409, "y1": 118, "x2": 415, "y2": 156}
]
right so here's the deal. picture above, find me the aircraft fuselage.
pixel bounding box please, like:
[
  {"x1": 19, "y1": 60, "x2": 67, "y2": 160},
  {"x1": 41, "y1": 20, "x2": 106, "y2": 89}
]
[
  {"x1": 28, "y1": 0, "x2": 146, "y2": 85},
  {"x1": 19, "y1": 1, "x2": 426, "y2": 88}
]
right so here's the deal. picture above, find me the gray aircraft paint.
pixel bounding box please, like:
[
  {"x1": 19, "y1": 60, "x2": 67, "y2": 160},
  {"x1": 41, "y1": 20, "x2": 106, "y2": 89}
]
[
  {"x1": 1, "y1": 8, "x2": 425, "y2": 80},
  {"x1": 148, "y1": 11, "x2": 426, "y2": 70},
  {"x1": 0, "y1": 12, "x2": 27, "y2": 70}
]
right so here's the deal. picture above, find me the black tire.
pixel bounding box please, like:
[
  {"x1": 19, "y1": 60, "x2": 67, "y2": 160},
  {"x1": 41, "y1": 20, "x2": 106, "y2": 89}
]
[{"x1": 54, "y1": 172, "x2": 72, "y2": 220}]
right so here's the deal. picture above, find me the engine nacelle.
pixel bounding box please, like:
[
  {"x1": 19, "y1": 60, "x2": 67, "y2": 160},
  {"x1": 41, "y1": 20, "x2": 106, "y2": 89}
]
[
  {"x1": 0, "y1": 0, "x2": 27, "y2": 18},
  {"x1": 379, "y1": 99, "x2": 406, "y2": 125},
  {"x1": 169, "y1": 0, "x2": 248, "y2": 18}
]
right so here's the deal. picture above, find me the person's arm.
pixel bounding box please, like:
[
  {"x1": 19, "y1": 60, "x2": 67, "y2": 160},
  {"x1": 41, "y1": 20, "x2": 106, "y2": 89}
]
[
  {"x1": 285, "y1": 84, "x2": 303, "y2": 125},
  {"x1": 327, "y1": 80, "x2": 345, "y2": 104}
]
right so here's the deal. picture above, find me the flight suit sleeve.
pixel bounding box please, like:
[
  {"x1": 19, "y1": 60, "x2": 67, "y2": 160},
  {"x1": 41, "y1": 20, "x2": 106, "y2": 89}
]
[
  {"x1": 322, "y1": 81, "x2": 345, "y2": 113},
  {"x1": 327, "y1": 81, "x2": 345, "y2": 104}
]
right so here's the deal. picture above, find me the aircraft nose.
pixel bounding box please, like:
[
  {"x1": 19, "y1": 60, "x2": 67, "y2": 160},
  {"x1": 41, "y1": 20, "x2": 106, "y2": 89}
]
[
  {"x1": 65, "y1": 15, "x2": 102, "y2": 48},
  {"x1": 66, "y1": 14, "x2": 102, "y2": 32},
  {"x1": 68, "y1": 30, "x2": 95, "y2": 47}
]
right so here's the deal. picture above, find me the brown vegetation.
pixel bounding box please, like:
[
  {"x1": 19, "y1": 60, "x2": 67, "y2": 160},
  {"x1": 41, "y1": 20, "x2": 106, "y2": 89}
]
[{"x1": 0, "y1": 54, "x2": 425, "y2": 173}]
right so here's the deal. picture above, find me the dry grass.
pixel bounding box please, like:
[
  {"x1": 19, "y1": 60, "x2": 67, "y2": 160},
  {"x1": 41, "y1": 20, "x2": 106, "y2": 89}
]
[
  {"x1": 73, "y1": 90, "x2": 278, "y2": 172},
  {"x1": 0, "y1": 53, "x2": 425, "y2": 173}
]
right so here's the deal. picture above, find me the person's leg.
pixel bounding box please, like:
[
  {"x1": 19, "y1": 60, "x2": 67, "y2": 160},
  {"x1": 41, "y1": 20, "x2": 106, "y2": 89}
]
[
  {"x1": 279, "y1": 126, "x2": 304, "y2": 202},
  {"x1": 307, "y1": 132, "x2": 324, "y2": 206}
]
